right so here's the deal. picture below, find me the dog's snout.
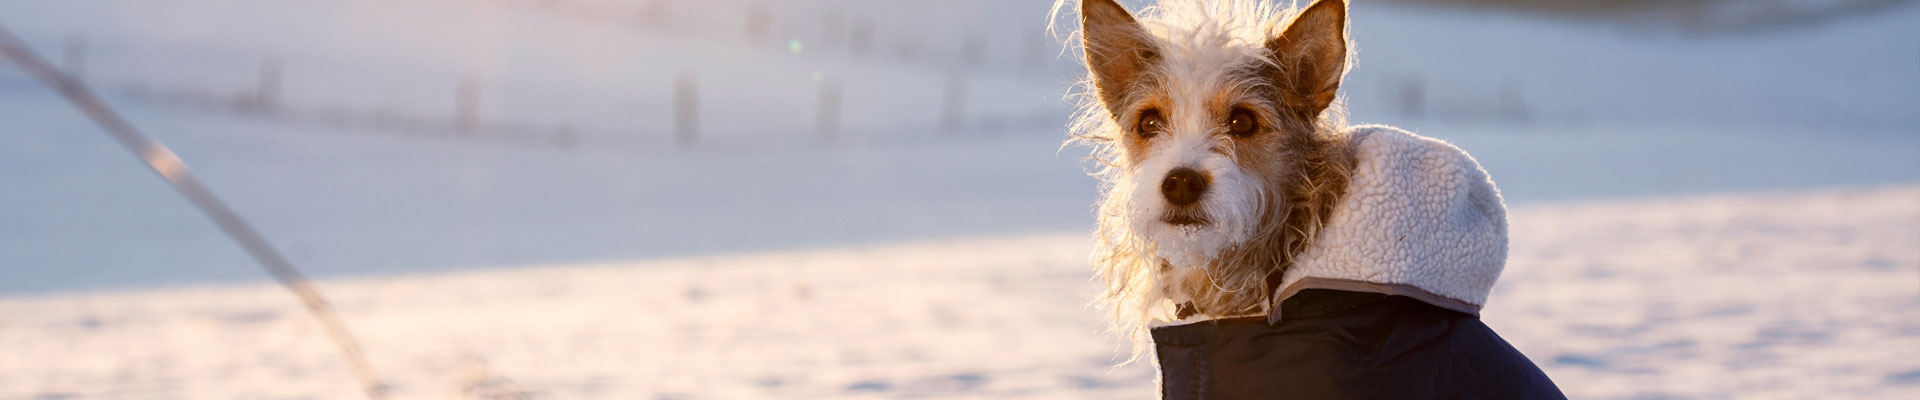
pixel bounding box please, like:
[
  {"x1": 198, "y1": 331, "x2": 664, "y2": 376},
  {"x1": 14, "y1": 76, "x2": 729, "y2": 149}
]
[{"x1": 1160, "y1": 168, "x2": 1209, "y2": 206}]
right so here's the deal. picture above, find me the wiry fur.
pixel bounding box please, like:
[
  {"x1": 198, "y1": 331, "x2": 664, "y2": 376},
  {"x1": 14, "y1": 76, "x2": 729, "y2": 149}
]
[{"x1": 1052, "y1": 0, "x2": 1355, "y2": 358}]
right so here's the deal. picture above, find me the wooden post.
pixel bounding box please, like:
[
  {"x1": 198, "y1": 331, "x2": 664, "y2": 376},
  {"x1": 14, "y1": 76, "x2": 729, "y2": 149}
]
[
  {"x1": 1398, "y1": 74, "x2": 1424, "y2": 118},
  {"x1": 551, "y1": 127, "x2": 575, "y2": 149},
  {"x1": 1022, "y1": 34, "x2": 1045, "y2": 72},
  {"x1": 823, "y1": 5, "x2": 846, "y2": 49},
  {"x1": 255, "y1": 58, "x2": 280, "y2": 113},
  {"x1": 817, "y1": 76, "x2": 840, "y2": 142},
  {"x1": 960, "y1": 33, "x2": 985, "y2": 69},
  {"x1": 455, "y1": 77, "x2": 478, "y2": 133},
  {"x1": 849, "y1": 18, "x2": 873, "y2": 57},
  {"x1": 643, "y1": 0, "x2": 670, "y2": 27},
  {"x1": 675, "y1": 72, "x2": 697, "y2": 146},
  {"x1": 1500, "y1": 79, "x2": 1527, "y2": 122},
  {"x1": 941, "y1": 72, "x2": 966, "y2": 134},
  {"x1": 745, "y1": 3, "x2": 770, "y2": 40}
]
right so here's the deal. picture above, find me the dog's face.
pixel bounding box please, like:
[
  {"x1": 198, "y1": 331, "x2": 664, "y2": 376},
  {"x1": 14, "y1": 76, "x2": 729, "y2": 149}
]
[
  {"x1": 1071, "y1": 0, "x2": 1352, "y2": 344},
  {"x1": 1082, "y1": 0, "x2": 1347, "y2": 270}
]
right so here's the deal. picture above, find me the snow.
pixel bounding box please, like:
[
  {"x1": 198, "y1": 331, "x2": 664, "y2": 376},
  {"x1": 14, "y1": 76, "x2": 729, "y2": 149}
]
[
  {"x1": 0, "y1": 0, "x2": 1917, "y2": 398},
  {"x1": 1, "y1": 186, "x2": 1915, "y2": 399},
  {"x1": 1493, "y1": 186, "x2": 1920, "y2": 399}
]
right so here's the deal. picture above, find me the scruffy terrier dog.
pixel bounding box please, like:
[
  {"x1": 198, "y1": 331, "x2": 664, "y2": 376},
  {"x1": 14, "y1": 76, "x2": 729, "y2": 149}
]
[
  {"x1": 1059, "y1": 2, "x2": 1565, "y2": 396},
  {"x1": 1060, "y1": 0, "x2": 1354, "y2": 347}
]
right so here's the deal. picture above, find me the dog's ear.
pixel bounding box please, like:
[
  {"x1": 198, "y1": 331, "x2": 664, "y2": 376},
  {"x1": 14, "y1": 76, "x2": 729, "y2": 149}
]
[
  {"x1": 1268, "y1": 0, "x2": 1349, "y2": 121},
  {"x1": 1080, "y1": 0, "x2": 1156, "y2": 116}
]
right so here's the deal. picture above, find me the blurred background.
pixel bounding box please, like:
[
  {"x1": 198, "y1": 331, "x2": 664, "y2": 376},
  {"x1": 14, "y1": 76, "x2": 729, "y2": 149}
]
[{"x1": 0, "y1": 0, "x2": 1915, "y2": 398}]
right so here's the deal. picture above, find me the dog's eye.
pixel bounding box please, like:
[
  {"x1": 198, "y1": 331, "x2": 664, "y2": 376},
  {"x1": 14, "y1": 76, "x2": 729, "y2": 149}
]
[
  {"x1": 1136, "y1": 109, "x2": 1164, "y2": 139},
  {"x1": 1227, "y1": 109, "x2": 1258, "y2": 137}
]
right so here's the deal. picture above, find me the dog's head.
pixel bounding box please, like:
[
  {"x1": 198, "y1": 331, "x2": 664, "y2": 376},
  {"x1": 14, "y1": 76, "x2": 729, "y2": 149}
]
[{"x1": 1061, "y1": 0, "x2": 1354, "y2": 352}]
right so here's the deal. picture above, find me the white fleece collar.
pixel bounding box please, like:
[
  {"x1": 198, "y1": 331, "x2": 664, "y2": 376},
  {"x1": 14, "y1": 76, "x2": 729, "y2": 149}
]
[{"x1": 1268, "y1": 125, "x2": 1509, "y2": 323}]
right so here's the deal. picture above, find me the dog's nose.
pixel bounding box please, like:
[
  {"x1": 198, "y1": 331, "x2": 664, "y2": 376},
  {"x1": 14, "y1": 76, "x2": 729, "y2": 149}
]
[{"x1": 1160, "y1": 167, "x2": 1208, "y2": 206}]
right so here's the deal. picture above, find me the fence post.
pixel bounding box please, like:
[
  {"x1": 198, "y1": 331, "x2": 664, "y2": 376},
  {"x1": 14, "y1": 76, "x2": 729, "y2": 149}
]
[
  {"x1": 745, "y1": 3, "x2": 770, "y2": 40},
  {"x1": 455, "y1": 76, "x2": 478, "y2": 133},
  {"x1": 961, "y1": 33, "x2": 985, "y2": 69},
  {"x1": 551, "y1": 127, "x2": 575, "y2": 149},
  {"x1": 643, "y1": 0, "x2": 670, "y2": 27},
  {"x1": 823, "y1": 5, "x2": 846, "y2": 50},
  {"x1": 255, "y1": 57, "x2": 280, "y2": 113},
  {"x1": 1397, "y1": 74, "x2": 1424, "y2": 118},
  {"x1": 1023, "y1": 34, "x2": 1045, "y2": 72},
  {"x1": 675, "y1": 71, "x2": 697, "y2": 146},
  {"x1": 849, "y1": 18, "x2": 873, "y2": 57},
  {"x1": 941, "y1": 72, "x2": 966, "y2": 134},
  {"x1": 817, "y1": 76, "x2": 840, "y2": 142},
  {"x1": 1500, "y1": 78, "x2": 1527, "y2": 122}
]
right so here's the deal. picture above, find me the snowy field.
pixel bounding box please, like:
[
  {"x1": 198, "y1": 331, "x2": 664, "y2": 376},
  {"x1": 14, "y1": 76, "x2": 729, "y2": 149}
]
[
  {"x1": 2, "y1": 0, "x2": 1918, "y2": 398},
  {"x1": 1, "y1": 185, "x2": 1915, "y2": 399}
]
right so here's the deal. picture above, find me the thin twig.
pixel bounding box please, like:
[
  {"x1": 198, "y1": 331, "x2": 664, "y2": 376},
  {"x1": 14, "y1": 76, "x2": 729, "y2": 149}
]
[{"x1": 0, "y1": 26, "x2": 391, "y2": 400}]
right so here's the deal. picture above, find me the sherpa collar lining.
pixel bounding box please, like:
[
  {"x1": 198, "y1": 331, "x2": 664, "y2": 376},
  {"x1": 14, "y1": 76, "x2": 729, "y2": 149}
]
[{"x1": 1266, "y1": 125, "x2": 1510, "y2": 324}]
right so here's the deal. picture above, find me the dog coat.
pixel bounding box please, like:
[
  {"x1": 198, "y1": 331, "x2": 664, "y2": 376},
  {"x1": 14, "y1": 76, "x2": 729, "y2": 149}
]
[{"x1": 1150, "y1": 125, "x2": 1562, "y2": 399}]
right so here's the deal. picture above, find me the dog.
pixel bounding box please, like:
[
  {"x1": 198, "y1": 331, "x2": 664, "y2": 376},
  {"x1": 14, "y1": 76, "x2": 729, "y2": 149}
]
[
  {"x1": 1058, "y1": 2, "x2": 1566, "y2": 397},
  {"x1": 1057, "y1": 0, "x2": 1355, "y2": 351}
]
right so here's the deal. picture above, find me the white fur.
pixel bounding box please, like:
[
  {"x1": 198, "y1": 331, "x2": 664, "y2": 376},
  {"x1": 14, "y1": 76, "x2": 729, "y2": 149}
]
[
  {"x1": 1126, "y1": 132, "x2": 1264, "y2": 271},
  {"x1": 1123, "y1": 5, "x2": 1281, "y2": 271}
]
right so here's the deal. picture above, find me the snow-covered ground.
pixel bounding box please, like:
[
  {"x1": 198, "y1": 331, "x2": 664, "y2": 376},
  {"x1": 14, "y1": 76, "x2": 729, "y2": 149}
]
[
  {"x1": 1, "y1": 185, "x2": 1915, "y2": 399},
  {"x1": 1, "y1": 0, "x2": 1917, "y2": 398}
]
